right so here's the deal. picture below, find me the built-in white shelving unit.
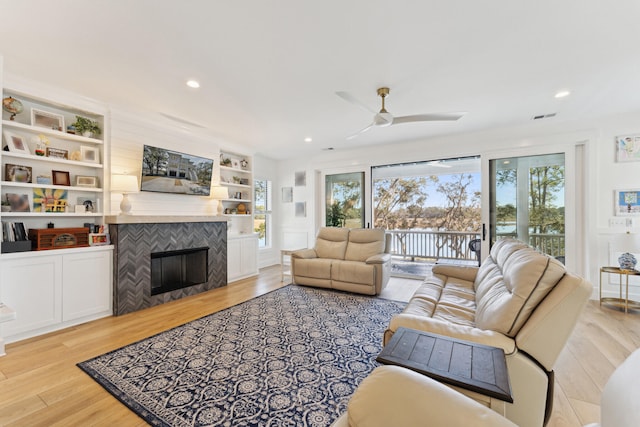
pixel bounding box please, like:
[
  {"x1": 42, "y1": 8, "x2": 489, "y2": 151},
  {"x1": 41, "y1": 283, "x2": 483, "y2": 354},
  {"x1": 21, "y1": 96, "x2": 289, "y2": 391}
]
[
  {"x1": 1, "y1": 89, "x2": 108, "y2": 232},
  {"x1": 219, "y1": 149, "x2": 258, "y2": 281},
  {"x1": 219, "y1": 150, "x2": 253, "y2": 235},
  {"x1": 0, "y1": 83, "x2": 113, "y2": 346}
]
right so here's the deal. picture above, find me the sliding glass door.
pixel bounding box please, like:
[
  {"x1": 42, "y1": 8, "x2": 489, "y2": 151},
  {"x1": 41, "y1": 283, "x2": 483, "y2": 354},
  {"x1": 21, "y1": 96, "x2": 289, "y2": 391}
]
[{"x1": 489, "y1": 153, "x2": 566, "y2": 260}]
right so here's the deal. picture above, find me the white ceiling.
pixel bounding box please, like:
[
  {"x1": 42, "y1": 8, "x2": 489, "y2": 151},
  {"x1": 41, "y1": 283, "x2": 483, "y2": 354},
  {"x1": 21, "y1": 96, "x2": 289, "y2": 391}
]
[{"x1": 2, "y1": 1, "x2": 640, "y2": 160}]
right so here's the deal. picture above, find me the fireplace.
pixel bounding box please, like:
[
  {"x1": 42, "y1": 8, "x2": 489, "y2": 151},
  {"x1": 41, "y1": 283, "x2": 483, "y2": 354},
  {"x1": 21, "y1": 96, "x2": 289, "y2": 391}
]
[
  {"x1": 151, "y1": 247, "x2": 208, "y2": 295},
  {"x1": 108, "y1": 217, "x2": 227, "y2": 315}
]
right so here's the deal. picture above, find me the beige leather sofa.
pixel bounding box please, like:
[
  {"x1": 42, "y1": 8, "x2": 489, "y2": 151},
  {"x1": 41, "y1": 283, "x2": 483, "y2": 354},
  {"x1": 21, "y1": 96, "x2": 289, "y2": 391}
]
[
  {"x1": 291, "y1": 227, "x2": 391, "y2": 295},
  {"x1": 382, "y1": 238, "x2": 592, "y2": 427},
  {"x1": 333, "y1": 348, "x2": 640, "y2": 427}
]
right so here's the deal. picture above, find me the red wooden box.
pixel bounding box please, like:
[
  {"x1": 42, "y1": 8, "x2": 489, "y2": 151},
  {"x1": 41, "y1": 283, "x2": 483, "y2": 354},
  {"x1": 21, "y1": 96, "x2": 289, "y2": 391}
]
[{"x1": 28, "y1": 227, "x2": 90, "y2": 250}]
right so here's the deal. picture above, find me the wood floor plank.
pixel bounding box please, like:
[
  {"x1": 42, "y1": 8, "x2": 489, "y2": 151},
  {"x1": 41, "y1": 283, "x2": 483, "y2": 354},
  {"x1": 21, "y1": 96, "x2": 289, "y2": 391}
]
[
  {"x1": 0, "y1": 265, "x2": 638, "y2": 426},
  {"x1": 546, "y1": 382, "x2": 583, "y2": 427}
]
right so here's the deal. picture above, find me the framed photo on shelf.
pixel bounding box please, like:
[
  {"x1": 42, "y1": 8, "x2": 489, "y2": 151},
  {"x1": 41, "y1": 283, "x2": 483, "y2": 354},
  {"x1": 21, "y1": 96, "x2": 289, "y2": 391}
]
[
  {"x1": 52, "y1": 170, "x2": 71, "y2": 186},
  {"x1": 615, "y1": 189, "x2": 640, "y2": 216},
  {"x1": 33, "y1": 188, "x2": 67, "y2": 212},
  {"x1": 2, "y1": 130, "x2": 31, "y2": 155},
  {"x1": 31, "y1": 108, "x2": 65, "y2": 131},
  {"x1": 77, "y1": 196, "x2": 96, "y2": 213},
  {"x1": 80, "y1": 145, "x2": 100, "y2": 163},
  {"x1": 46, "y1": 147, "x2": 69, "y2": 159},
  {"x1": 36, "y1": 175, "x2": 52, "y2": 185},
  {"x1": 76, "y1": 175, "x2": 98, "y2": 187},
  {"x1": 89, "y1": 233, "x2": 110, "y2": 246},
  {"x1": 6, "y1": 193, "x2": 30, "y2": 212},
  {"x1": 616, "y1": 134, "x2": 640, "y2": 162},
  {"x1": 5, "y1": 164, "x2": 32, "y2": 183}
]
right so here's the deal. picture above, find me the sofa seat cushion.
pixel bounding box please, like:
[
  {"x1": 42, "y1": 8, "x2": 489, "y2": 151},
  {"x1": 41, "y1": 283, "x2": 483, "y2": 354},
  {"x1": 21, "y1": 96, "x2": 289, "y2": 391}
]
[
  {"x1": 292, "y1": 258, "x2": 333, "y2": 280},
  {"x1": 474, "y1": 238, "x2": 566, "y2": 337},
  {"x1": 332, "y1": 260, "x2": 376, "y2": 285},
  {"x1": 405, "y1": 274, "x2": 476, "y2": 317}
]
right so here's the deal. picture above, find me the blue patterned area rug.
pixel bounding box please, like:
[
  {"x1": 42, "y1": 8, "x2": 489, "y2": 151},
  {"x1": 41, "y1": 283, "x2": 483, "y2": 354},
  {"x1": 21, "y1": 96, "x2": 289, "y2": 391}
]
[{"x1": 78, "y1": 285, "x2": 405, "y2": 426}]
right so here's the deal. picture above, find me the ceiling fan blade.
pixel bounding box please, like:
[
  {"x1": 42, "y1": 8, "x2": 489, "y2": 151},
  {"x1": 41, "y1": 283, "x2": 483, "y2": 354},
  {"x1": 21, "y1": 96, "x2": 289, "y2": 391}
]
[
  {"x1": 392, "y1": 112, "x2": 466, "y2": 124},
  {"x1": 346, "y1": 123, "x2": 373, "y2": 140},
  {"x1": 336, "y1": 91, "x2": 377, "y2": 114}
]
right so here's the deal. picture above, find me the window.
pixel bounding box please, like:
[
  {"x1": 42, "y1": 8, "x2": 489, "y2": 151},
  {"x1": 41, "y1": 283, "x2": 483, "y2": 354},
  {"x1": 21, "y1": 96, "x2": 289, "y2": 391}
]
[
  {"x1": 254, "y1": 179, "x2": 272, "y2": 248},
  {"x1": 325, "y1": 172, "x2": 365, "y2": 228}
]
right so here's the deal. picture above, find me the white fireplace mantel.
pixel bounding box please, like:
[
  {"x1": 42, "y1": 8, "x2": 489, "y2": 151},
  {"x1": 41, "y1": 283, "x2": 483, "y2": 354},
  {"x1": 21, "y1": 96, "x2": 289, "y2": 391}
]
[{"x1": 105, "y1": 215, "x2": 228, "y2": 224}]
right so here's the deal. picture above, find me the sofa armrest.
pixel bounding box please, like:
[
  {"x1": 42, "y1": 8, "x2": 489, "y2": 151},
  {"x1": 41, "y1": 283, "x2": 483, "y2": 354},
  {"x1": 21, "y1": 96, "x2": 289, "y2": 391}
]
[
  {"x1": 387, "y1": 314, "x2": 517, "y2": 355},
  {"x1": 432, "y1": 264, "x2": 479, "y2": 282},
  {"x1": 365, "y1": 253, "x2": 391, "y2": 265},
  {"x1": 341, "y1": 365, "x2": 516, "y2": 427},
  {"x1": 291, "y1": 248, "x2": 318, "y2": 259}
]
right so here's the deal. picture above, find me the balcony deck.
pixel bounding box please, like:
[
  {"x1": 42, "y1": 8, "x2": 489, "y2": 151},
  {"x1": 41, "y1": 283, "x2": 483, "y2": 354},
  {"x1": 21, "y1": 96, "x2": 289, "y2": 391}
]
[{"x1": 387, "y1": 229, "x2": 564, "y2": 278}]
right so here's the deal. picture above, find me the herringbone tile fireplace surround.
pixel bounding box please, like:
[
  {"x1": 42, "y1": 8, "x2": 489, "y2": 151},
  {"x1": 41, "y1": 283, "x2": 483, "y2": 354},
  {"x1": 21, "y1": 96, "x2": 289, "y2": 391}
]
[{"x1": 108, "y1": 217, "x2": 227, "y2": 315}]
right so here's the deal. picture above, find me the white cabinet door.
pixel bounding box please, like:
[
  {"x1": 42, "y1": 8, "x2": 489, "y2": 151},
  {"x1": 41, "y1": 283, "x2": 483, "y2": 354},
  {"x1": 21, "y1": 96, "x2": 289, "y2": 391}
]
[
  {"x1": 227, "y1": 238, "x2": 242, "y2": 281},
  {"x1": 241, "y1": 236, "x2": 258, "y2": 277},
  {"x1": 0, "y1": 255, "x2": 63, "y2": 337},
  {"x1": 62, "y1": 250, "x2": 112, "y2": 321},
  {"x1": 227, "y1": 235, "x2": 258, "y2": 282}
]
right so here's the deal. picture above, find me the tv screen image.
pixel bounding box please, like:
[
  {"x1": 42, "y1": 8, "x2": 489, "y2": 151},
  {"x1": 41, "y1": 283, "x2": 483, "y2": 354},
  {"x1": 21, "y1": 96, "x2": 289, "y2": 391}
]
[{"x1": 141, "y1": 145, "x2": 213, "y2": 196}]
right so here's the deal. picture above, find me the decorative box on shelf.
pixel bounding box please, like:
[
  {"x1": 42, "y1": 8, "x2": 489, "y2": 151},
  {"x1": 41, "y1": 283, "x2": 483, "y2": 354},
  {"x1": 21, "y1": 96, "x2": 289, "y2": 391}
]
[
  {"x1": 28, "y1": 227, "x2": 90, "y2": 250},
  {"x1": 1, "y1": 240, "x2": 32, "y2": 253}
]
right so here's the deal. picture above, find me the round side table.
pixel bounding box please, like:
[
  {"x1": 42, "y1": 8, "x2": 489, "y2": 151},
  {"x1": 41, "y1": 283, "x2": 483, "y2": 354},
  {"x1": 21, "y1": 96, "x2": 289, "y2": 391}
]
[{"x1": 599, "y1": 266, "x2": 640, "y2": 313}]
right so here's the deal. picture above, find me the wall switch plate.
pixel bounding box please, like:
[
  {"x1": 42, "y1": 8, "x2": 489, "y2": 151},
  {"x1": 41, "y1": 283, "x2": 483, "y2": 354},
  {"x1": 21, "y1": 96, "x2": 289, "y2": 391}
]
[{"x1": 609, "y1": 217, "x2": 635, "y2": 228}]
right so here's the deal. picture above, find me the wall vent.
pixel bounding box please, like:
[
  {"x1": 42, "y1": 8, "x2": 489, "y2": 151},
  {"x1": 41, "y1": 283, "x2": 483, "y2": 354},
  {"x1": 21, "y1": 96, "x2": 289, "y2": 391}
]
[{"x1": 532, "y1": 113, "x2": 557, "y2": 120}]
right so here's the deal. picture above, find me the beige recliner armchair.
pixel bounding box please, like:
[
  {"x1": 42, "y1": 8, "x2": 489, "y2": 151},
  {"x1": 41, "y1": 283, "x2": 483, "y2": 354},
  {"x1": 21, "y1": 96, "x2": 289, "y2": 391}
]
[
  {"x1": 291, "y1": 227, "x2": 391, "y2": 295},
  {"x1": 332, "y1": 348, "x2": 640, "y2": 427}
]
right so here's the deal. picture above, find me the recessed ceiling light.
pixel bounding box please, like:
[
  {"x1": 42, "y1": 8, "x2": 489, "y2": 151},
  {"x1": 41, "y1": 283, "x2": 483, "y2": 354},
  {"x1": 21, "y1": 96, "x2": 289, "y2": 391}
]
[
  {"x1": 304, "y1": 137, "x2": 312, "y2": 143},
  {"x1": 554, "y1": 90, "x2": 570, "y2": 98},
  {"x1": 186, "y1": 80, "x2": 200, "y2": 88}
]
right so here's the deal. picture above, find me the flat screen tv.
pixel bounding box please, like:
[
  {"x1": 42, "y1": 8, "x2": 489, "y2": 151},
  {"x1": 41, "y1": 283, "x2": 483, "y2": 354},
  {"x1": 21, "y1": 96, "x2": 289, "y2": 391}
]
[{"x1": 140, "y1": 145, "x2": 213, "y2": 196}]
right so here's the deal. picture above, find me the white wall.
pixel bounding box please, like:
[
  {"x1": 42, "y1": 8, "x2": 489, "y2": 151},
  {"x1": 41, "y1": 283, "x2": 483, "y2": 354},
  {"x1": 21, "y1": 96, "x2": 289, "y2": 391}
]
[
  {"x1": 272, "y1": 112, "x2": 640, "y2": 296},
  {"x1": 109, "y1": 107, "x2": 238, "y2": 217}
]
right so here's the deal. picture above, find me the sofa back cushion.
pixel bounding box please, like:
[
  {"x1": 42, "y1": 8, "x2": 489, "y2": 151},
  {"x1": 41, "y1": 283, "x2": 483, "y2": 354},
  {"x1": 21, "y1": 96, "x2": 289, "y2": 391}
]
[
  {"x1": 314, "y1": 227, "x2": 350, "y2": 260},
  {"x1": 345, "y1": 228, "x2": 386, "y2": 262},
  {"x1": 474, "y1": 238, "x2": 566, "y2": 337}
]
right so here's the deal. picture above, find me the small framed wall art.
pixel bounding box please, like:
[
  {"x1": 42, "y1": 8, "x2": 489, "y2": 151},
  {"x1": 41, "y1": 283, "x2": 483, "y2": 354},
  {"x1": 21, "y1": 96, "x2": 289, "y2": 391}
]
[
  {"x1": 295, "y1": 171, "x2": 306, "y2": 186},
  {"x1": 295, "y1": 201, "x2": 306, "y2": 217},
  {"x1": 282, "y1": 187, "x2": 293, "y2": 203},
  {"x1": 615, "y1": 189, "x2": 640, "y2": 216},
  {"x1": 616, "y1": 134, "x2": 640, "y2": 162}
]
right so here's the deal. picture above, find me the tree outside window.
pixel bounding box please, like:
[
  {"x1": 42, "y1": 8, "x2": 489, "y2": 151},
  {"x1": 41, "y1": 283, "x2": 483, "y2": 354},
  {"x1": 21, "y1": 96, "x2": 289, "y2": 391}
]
[{"x1": 325, "y1": 172, "x2": 364, "y2": 228}]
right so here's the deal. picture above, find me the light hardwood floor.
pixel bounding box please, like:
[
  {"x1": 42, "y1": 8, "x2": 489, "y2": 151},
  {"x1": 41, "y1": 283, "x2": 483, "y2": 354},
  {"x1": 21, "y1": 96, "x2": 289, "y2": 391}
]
[{"x1": 0, "y1": 266, "x2": 638, "y2": 426}]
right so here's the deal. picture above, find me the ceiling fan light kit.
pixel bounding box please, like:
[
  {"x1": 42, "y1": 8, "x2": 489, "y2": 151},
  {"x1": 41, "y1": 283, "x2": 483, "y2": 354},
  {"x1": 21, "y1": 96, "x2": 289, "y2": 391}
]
[{"x1": 338, "y1": 86, "x2": 466, "y2": 139}]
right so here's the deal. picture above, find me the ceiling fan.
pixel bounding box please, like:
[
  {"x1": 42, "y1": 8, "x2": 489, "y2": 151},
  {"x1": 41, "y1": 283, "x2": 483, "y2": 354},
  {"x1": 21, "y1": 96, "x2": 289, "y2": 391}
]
[{"x1": 336, "y1": 87, "x2": 465, "y2": 139}]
